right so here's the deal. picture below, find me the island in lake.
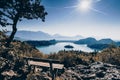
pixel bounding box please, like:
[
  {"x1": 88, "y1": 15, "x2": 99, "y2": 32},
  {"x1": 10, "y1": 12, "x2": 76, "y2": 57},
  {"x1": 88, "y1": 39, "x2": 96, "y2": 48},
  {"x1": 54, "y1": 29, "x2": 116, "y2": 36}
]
[{"x1": 64, "y1": 45, "x2": 74, "y2": 48}]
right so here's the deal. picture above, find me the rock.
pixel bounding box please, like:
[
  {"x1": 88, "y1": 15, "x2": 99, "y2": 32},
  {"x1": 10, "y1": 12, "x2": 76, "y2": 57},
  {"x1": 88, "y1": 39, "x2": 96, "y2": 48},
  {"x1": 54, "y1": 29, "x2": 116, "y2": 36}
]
[
  {"x1": 106, "y1": 68, "x2": 119, "y2": 73},
  {"x1": 99, "y1": 66, "x2": 107, "y2": 71},
  {"x1": 59, "y1": 62, "x2": 120, "y2": 80},
  {"x1": 44, "y1": 76, "x2": 52, "y2": 80},
  {"x1": 62, "y1": 70, "x2": 82, "y2": 80},
  {"x1": 104, "y1": 63, "x2": 116, "y2": 67},
  {"x1": 90, "y1": 61, "x2": 104, "y2": 69},
  {"x1": 75, "y1": 64, "x2": 86, "y2": 69},
  {"x1": 96, "y1": 71, "x2": 105, "y2": 78},
  {"x1": 80, "y1": 69, "x2": 92, "y2": 74},
  {"x1": 116, "y1": 66, "x2": 120, "y2": 69},
  {"x1": 1, "y1": 70, "x2": 17, "y2": 77},
  {"x1": 82, "y1": 74, "x2": 96, "y2": 80}
]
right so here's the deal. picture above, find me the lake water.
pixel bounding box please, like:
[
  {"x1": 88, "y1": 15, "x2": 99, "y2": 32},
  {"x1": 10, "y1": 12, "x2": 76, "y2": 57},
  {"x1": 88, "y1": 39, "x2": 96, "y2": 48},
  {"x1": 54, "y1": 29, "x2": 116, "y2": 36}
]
[{"x1": 37, "y1": 42, "x2": 94, "y2": 54}]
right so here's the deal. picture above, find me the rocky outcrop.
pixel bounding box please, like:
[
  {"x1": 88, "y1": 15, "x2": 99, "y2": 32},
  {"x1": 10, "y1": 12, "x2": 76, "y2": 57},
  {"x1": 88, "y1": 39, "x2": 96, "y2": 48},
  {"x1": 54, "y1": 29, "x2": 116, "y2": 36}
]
[{"x1": 60, "y1": 62, "x2": 120, "y2": 80}]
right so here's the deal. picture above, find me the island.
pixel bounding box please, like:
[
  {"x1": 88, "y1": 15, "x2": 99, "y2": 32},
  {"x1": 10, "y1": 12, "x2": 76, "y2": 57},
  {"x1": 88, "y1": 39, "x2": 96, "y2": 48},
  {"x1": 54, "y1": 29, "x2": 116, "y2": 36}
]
[{"x1": 64, "y1": 45, "x2": 74, "y2": 48}]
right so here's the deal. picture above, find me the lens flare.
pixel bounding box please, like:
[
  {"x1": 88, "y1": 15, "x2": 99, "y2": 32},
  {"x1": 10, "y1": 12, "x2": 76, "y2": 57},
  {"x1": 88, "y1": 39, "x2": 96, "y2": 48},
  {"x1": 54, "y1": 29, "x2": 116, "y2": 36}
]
[{"x1": 77, "y1": 0, "x2": 92, "y2": 12}]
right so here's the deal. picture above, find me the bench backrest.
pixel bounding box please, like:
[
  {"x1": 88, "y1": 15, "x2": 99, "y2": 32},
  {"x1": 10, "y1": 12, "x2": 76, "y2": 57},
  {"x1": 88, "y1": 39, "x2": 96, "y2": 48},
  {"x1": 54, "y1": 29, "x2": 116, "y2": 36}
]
[{"x1": 24, "y1": 57, "x2": 64, "y2": 69}]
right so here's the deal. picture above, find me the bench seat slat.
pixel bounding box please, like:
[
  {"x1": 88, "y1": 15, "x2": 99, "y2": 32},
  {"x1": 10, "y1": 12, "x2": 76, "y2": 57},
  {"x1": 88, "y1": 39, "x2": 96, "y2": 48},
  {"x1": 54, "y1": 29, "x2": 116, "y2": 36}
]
[{"x1": 28, "y1": 61, "x2": 64, "y2": 69}]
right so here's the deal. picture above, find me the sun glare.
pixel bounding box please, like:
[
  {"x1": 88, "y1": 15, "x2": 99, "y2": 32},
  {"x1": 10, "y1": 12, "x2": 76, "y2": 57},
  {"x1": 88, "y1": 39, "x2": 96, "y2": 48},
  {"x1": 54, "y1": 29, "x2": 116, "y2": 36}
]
[{"x1": 77, "y1": 0, "x2": 92, "y2": 12}]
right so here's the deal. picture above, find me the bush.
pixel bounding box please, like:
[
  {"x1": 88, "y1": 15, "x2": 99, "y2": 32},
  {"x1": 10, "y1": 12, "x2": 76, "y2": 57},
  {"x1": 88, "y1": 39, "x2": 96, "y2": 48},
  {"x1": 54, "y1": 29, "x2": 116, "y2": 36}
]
[
  {"x1": 48, "y1": 50, "x2": 91, "y2": 67},
  {"x1": 96, "y1": 47, "x2": 120, "y2": 66}
]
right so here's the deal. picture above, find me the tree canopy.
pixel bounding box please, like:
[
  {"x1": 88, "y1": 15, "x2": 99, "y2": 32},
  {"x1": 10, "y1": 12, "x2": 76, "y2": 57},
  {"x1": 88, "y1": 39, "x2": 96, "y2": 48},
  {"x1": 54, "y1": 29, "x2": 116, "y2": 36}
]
[{"x1": 0, "y1": 0, "x2": 47, "y2": 47}]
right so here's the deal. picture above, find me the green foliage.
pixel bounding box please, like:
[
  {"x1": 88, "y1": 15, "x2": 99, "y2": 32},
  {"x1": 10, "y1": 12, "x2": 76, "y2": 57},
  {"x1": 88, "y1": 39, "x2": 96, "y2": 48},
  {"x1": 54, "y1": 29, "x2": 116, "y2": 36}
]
[
  {"x1": 0, "y1": 0, "x2": 47, "y2": 47},
  {"x1": 0, "y1": 0, "x2": 47, "y2": 26}
]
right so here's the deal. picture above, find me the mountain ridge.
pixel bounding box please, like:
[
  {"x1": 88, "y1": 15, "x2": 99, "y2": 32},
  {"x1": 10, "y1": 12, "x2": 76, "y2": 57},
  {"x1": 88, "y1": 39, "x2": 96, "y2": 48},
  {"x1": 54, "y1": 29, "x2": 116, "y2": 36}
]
[
  {"x1": 75, "y1": 37, "x2": 116, "y2": 45},
  {"x1": 7, "y1": 30, "x2": 84, "y2": 40},
  {"x1": 75, "y1": 37, "x2": 120, "y2": 50}
]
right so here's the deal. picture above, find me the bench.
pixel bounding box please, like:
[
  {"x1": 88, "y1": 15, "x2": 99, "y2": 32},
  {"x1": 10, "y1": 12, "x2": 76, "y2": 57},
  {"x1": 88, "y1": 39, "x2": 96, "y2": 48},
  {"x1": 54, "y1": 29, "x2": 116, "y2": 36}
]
[{"x1": 23, "y1": 57, "x2": 64, "y2": 80}]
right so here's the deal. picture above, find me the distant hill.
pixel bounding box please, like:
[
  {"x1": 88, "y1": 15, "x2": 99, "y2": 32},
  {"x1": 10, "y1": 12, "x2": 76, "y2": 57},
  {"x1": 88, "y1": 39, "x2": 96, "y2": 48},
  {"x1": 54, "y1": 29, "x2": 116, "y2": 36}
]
[
  {"x1": 24, "y1": 39, "x2": 56, "y2": 46},
  {"x1": 87, "y1": 44, "x2": 111, "y2": 50},
  {"x1": 74, "y1": 37, "x2": 98, "y2": 45},
  {"x1": 53, "y1": 34, "x2": 83, "y2": 40},
  {"x1": 7, "y1": 30, "x2": 83, "y2": 40},
  {"x1": 15, "y1": 31, "x2": 52, "y2": 40},
  {"x1": 75, "y1": 37, "x2": 119, "y2": 50},
  {"x1": 98, "y1": 39, "x2": 115, "y2": 44},
  {"x1": 116, "y1": 42, "x2": 120, "y2": 46},
  {"x1": 75, "y1": 37, "x2": 116, "y2": 45}
]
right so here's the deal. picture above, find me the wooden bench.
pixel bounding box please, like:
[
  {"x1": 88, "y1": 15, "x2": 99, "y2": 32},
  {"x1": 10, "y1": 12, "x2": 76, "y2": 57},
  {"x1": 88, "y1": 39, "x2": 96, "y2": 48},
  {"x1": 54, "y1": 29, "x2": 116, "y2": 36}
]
[{"x1": 23, "y1": 57, "x2": 64, "y2": 80}]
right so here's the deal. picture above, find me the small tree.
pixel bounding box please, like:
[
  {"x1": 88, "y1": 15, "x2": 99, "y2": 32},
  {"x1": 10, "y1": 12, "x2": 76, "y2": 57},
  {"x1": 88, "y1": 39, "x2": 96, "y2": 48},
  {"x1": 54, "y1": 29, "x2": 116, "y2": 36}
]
[{"x1": 0, "y1": 0, "x2": 47, "y2": 47}]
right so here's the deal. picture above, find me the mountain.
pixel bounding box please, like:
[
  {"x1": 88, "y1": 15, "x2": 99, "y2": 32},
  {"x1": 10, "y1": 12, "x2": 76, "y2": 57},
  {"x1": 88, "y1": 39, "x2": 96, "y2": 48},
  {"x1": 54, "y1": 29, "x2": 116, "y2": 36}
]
[
  {"x1": 75, "y1": 37, "x2": 98, "y2": 45},
  {"x1": 7, "y1": 30, "x2": 83, "y2": 40},
  {"x1": 75, "y1": 37, "x2": 118, "y2": 50},
  {"x1": 53, "y1": 34, "x2": 83, "y2": 40},
  {"x1": 14, "y1": 37, "x2": 26, "y2": 41},
  {"x1": 116, "y1": 42, "x2": 120, "y2": 46},
  {"x1": 15, "y1": 31, "x2": 52, "y2": 40},
  {"x1": 75, "y1": 37, "x2": 116, "y2": 45},
  {"x1": 98, "y1": 39, "x2": 115, "y2": 44}
]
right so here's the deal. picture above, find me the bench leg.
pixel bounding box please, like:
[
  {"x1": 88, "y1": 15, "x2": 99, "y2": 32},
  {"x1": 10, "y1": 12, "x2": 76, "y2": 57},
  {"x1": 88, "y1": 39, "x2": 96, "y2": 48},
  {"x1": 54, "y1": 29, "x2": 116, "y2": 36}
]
[{"x1": 50, "y1": 62, "x2": 54, "y2": 80}]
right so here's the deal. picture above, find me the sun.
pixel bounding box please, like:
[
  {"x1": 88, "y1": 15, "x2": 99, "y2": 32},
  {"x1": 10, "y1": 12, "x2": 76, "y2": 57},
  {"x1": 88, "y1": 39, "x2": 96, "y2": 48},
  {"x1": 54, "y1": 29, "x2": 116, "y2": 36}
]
[{"x1": 77, "y1": 0, "x2": 92, "y2": 12}]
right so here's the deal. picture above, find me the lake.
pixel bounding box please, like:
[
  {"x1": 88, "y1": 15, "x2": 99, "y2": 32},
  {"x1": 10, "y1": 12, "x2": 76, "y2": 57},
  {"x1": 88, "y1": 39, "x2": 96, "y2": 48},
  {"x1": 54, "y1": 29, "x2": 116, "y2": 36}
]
[{"x1": 36, "y1": 42, "x2": 94, "y2": 54}]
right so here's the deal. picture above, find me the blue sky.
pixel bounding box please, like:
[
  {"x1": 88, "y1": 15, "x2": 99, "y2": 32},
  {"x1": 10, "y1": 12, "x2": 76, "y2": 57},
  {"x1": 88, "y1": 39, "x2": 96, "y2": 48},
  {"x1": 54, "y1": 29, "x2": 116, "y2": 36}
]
[{"x1": 3, "y1": 0, "x2": 120, "y2": 40}]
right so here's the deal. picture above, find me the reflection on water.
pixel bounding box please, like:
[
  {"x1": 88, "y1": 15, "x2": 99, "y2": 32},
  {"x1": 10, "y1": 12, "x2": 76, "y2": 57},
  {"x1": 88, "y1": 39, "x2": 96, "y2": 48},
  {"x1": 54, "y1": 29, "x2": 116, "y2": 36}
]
[{"x1": 37, "y1": 42, "x2": 93, "y2": 54}]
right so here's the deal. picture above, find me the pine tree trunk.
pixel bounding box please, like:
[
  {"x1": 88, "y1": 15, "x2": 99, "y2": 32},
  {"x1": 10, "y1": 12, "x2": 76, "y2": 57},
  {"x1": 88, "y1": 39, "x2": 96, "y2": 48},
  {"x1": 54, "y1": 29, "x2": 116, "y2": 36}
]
[
  {"x1": 6, "y1": 24, "x2": 17, "y2": 47},
  {"x1": 6, "y1": 16, "x2": 19, "y2": 47}
]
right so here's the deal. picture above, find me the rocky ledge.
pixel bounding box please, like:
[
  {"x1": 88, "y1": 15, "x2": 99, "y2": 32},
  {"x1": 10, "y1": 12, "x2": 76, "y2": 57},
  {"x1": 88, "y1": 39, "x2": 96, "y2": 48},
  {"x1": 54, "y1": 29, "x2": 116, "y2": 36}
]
[{"x1": 60, "y1": 61, "x2": 120, "y2": 80}]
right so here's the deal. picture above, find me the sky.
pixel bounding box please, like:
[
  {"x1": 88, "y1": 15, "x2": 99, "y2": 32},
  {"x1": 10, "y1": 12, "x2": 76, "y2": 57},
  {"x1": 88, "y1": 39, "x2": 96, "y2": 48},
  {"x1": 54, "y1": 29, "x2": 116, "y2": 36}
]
[{"x1": 2, "y1": 0, "x2": 120, "y2": 40}]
